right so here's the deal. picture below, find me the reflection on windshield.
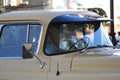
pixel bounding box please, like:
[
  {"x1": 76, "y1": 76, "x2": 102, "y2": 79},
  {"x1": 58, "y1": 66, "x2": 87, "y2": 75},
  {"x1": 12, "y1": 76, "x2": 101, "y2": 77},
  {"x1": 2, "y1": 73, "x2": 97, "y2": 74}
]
[
  {"x1": 0, "y1": 25, "x2": 3, "y2": 29},
  {"x1": 86, "y1": 23, "x2": 113, "y2": 47},
  {"x1": 45, "y1": 22, "x2": 113, "y2": 55},
  {"x1": 0, "y1": 25, "x2": 2, "y2": 30},
  {"x1": 0, "y1": 25, "x2": 3, "y2": 38}
]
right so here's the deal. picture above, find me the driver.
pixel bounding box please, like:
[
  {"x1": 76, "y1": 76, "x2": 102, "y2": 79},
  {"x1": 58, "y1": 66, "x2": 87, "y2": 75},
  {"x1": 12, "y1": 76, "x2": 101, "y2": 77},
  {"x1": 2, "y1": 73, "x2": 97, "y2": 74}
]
[
  {"x1": 74, "y1": 28, "x2": 83, "y2": 39},
  {"x1": 74, "y1": 28, "x2": 88, "y2": 49},
  {"x1": 60, "y1": 33, "x2": 76, "y2": 51}
]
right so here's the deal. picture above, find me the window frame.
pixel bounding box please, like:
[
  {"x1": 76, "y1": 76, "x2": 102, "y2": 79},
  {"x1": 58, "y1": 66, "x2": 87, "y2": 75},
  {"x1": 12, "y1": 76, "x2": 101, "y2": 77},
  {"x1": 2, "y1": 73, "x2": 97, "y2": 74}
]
[{"x1": 43, "y1": 22, "x2": 107, "y2": 56}]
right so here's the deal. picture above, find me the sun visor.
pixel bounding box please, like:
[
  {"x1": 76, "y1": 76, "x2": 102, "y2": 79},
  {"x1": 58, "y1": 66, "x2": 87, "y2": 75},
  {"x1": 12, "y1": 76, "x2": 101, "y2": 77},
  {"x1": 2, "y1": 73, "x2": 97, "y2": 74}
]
[{"x1": 51, "y1": 14, "x2": 112, "y2": 23}]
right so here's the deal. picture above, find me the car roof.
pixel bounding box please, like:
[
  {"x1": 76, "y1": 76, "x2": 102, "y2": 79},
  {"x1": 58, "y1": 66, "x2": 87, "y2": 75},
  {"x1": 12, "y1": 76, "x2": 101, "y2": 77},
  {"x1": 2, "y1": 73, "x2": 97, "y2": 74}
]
[{"x1": 0, "y1": 10, "x2": 110, "y2": 25}]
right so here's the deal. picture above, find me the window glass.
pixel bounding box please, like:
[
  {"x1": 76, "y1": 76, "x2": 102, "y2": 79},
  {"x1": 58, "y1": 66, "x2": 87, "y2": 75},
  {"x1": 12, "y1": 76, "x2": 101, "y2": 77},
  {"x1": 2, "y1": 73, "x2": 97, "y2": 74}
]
[
  {"x1": 0, "y1": 23, "x2": 41, "y2": 57},
  {"x1": 44, "y1": 22, "x2": 112, "y2": 55},
  {"x1": 0, "y1": 25, "x2": 27, "y2": 46},
  {"x1": 29, "y1": 25, "x2": 41, "y2": 53}
]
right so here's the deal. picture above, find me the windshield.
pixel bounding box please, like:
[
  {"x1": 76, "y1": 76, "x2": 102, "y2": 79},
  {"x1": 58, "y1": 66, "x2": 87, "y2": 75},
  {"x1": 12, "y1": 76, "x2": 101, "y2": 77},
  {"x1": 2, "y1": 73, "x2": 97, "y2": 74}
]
[{"x1": 44, "y1": 22, "x2": 113, "y2": 55}]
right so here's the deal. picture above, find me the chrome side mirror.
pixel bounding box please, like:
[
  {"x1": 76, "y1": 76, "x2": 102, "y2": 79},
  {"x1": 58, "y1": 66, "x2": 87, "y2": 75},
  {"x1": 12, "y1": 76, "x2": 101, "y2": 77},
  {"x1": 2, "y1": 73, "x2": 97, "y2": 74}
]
[{"x1": 22, "y1": 43, "x2": 34, "y2": 59}]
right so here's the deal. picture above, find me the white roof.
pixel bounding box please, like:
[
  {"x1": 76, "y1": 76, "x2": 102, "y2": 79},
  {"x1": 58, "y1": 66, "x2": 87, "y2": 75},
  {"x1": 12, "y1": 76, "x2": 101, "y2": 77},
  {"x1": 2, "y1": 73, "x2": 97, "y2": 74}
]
[{"x1": 0, "y1": 10, "x2": 103, "y2": 25}]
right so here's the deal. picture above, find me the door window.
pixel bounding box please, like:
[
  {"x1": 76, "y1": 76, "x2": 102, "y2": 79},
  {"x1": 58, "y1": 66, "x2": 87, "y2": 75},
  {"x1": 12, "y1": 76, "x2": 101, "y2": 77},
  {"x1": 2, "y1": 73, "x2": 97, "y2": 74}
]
[{"x1": 0, "y1": 23, "x2": 41, "y2": 58}]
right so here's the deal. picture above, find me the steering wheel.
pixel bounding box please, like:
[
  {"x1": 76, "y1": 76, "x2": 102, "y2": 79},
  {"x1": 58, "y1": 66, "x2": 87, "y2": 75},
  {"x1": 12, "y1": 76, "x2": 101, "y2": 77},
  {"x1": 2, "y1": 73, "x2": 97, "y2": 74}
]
[{"x1": 68, "y1": 37, "x2": 90, "y2": 51}]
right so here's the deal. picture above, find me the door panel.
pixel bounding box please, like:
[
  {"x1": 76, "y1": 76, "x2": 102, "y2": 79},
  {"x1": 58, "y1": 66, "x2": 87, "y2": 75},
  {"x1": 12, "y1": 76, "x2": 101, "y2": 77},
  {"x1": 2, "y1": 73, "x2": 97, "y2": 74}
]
[
  {"x1": 0, "y1": 23, "x2": 49, "y2": 80},
  {"x1": 0, "y1": 58, "x2": 50, "y2": 80},
  {"x1": 48, "y1": 52, "x2": 120, "y2": 80},
  {"x1": 48, "y1": 54, "x2": 74, "y2": 80}
]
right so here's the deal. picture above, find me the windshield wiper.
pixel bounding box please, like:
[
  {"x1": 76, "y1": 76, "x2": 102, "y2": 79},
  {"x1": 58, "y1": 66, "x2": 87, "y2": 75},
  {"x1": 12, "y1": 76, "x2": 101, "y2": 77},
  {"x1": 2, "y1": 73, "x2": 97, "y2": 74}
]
[
  {"x1": 79, "y1": 45, "x2": 114, "y2": 53},
  {"x1": 87, "y1": 45, "x2": 114, "y2": 49},
  {"x1": 96, "y1": 45, "x2": 114, "y2": 48}
]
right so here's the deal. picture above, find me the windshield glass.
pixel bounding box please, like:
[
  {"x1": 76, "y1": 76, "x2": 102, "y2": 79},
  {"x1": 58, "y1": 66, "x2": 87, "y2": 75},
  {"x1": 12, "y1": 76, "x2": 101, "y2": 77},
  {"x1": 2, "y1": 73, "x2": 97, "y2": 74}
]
[{"x1": 44, "y1": 22, "x2": 113, "y2": 55}]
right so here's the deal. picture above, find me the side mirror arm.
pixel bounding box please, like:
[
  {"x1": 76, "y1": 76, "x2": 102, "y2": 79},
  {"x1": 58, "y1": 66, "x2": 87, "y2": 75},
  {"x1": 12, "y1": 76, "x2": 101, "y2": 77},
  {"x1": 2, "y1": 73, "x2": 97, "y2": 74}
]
[{"x1": 22, "y1": 43, "x2": 45, "y2": 68}]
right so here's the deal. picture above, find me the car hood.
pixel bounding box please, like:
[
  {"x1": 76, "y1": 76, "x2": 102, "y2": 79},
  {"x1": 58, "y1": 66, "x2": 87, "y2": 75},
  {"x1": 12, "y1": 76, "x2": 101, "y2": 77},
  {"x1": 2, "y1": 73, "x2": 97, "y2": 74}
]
[
  {"x1": 80, "y1": 47, "x2": 120, "y2": 56},
  {"x1": 71, "y1": 48, "x2": 120, "y2": 73}
]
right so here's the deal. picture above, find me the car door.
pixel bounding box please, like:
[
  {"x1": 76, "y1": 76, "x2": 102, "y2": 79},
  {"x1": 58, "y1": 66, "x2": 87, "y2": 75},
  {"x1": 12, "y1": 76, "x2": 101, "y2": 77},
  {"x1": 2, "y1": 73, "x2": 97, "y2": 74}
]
[{"x1": 0, "y1": 23, "x2": 50, "y2": 80}]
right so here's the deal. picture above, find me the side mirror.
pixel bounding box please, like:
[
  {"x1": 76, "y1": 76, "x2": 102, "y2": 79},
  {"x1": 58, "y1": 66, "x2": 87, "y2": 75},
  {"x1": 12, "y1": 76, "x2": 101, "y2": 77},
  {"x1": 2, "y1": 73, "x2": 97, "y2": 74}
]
[{"x1": 22, "y1": 43, "x2": 34, "y2": 59}]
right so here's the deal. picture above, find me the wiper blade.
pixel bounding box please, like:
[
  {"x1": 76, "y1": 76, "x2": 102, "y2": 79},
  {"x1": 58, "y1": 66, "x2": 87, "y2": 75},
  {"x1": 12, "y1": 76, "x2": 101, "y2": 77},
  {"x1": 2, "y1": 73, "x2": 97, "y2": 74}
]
[
  {"x1": 79, "y1": 45, "x2": 114, "y2": 53},
  {"x1": 96, "y1": 45, "x2": 114, "y2": 48},
  {"x1": 87, "y1": 45, "x2": 114, "y2": 49}
]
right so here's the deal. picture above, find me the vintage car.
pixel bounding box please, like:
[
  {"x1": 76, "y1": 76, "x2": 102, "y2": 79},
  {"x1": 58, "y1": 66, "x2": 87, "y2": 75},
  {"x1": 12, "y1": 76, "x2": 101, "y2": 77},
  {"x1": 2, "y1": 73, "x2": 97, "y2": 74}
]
[{"x1": 0, "y1": 10, "x2": 120, "y2": 80}]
